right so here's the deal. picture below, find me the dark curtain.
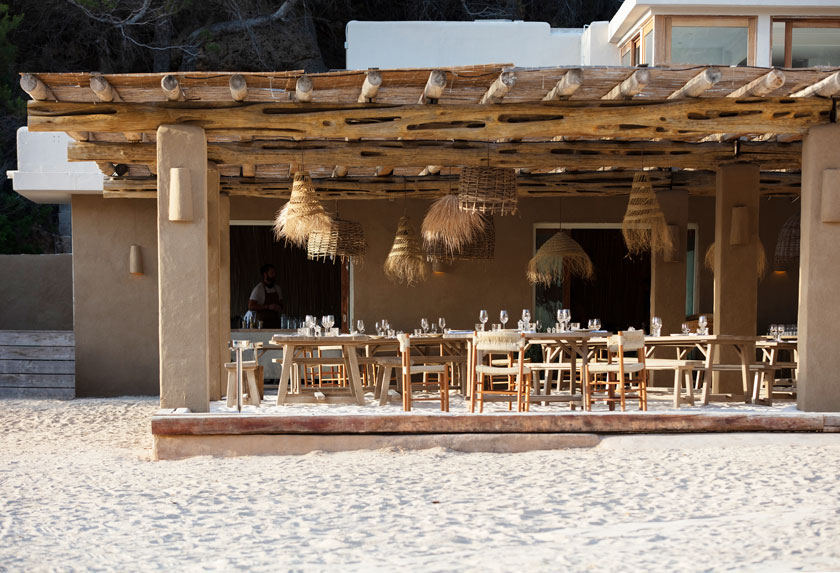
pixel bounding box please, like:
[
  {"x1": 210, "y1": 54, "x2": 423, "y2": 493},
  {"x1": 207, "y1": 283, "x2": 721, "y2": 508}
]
[
  {"x1": 568, "y1": 229, "x2": 651, "y2": 333},
  {"x1": 230, "y1": 226, "x2": 341, "y2": 327}
]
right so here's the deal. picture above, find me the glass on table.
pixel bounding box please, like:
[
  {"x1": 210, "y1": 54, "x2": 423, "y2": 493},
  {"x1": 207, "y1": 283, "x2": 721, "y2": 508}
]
[
  {"x1": 479, "y1": 310, "x2": 488, "y2": 331},
  {"x1": 681, "y1": 322, "x2": 691, "y2": 335},
  {"x1": 651, "y1": 316, "x2": 662, "y2": 337},
  {"x1": 698, "y1": 315, "x2": 708, "y2": 335},
  {"x1": 356, "y1": 319, "x2": 365, "y2": 334},
  {"x1": 438, "y1": 317, "x2": 446, "y2": 332},
  {"x1": 421, "y1": 317, "x2": 429, "y2": 334},
  {"x1": 521, "y1": 309, "x2": 531, "y2": 325},
  {"x1": 500, "y1": 310, "x2": 509, "y2": 328}
]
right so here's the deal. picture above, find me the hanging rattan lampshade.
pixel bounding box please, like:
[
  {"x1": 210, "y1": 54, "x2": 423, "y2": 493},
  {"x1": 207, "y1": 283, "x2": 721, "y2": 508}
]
[
  {"x1": 526, "y1": 231, "x2": 594, "y2": 286},
  {"x1": 307, "y1": 218, "x2": 367, "y2": 263},
  {"x1": 621, "y1": 172, "x2": 673, "y2": 255},
  {"x1": 273, "y1": 171, "x2": 332, "y2": 247},
  {"x1": 458, "y1": 167, "x2": 518, "y2": 215},
  {"x1": 384, "y1": 215, "x2": 429, "y2": 285},
  {"x1": 773, "y1": 212, "x2": 800, "y2": 270},
  {"x1": 704, "y1": 241, "x2": 767, "y2": 279},
  {"x1": 422, "y1": 194, "x2": 486, "y2": 255},
  {"x1": 426, "y1": 216, "x2": 495, "y2": 262}
]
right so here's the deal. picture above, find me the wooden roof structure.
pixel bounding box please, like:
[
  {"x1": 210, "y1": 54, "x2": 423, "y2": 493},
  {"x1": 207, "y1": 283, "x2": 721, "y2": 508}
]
[{"x1": 21, "y1": 64, "x2": 838, "y2": 200}]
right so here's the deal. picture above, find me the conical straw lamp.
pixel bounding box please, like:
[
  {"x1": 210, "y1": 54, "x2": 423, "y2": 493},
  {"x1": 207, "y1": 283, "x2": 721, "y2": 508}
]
[
  {"x1": 273, "y1": 171, "x2": 332, "y2": 247},
  {"x1": 527, "y1": 231, "x2": 594, "y2": 286},
  {"x1": 384, "y1": 215, "x2": 429, "y2": 285},
  {"x1": 307, "y1": 218, "x2": 367, "y2": 263},
  {"x1": 704, "y1": 241, "x2": 767, "y2": 279},
  {"x1": 426, "y1": 215, "x2": 495, "y2": 262},
  {"x1": 421, "y1": 194, "x2": 485, "y2": 255},
  {"x1": 773, "y1": 212, "x2": 800, "y2": 270},
  {"x1": 622, "y1": 172, "x2": 673, "y2": 255}
]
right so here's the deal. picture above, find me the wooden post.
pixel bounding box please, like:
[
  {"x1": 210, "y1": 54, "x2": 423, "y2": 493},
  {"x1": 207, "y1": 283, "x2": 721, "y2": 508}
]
[
  {"x1": 542, "y1": 69, "x2": 583, "y2": 101},
  {"x1": 90, "y1": 75, "x2": 118, "y2": 102},
  {"x1": 295, "y1": 75, "x2": 313, "y2": 102},
  {"x1": 161, "y1": 75, "x2": 185, "y2": 101},
  {"x1": 229, "y1": 74, "x2": 248, "y2": 101},
  {"x1": 479, "y1": 71, "x2": 516, "y2": 104},
  {"x1": 791, "y1": 71, "x2": 840, "y2": 98},
  {"x1": 602, "y1": 69, "x2": 650, "y2": 100},
  {"x1": 668, "y1": 68, "x2": 721, "y2": 99},
  {"x1": 358, "y1": 70, "x2": 382, "y2": 103},
  {"x1": 728, "y1": 69, "x2": 785, "y2": 98},
  {"x1": 419, "y1": 70, "x2": 446, "y2": 104},
  {"x1": 20, "y1": 74, "x2": 55, "y2": 101}
]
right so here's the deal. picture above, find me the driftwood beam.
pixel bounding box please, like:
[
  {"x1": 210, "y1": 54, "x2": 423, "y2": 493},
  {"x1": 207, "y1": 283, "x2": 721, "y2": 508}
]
[
  {"x1": 728, "y1": 69, "x2": 786, "y2": 98},
  {"x1": 791, "y1": 71, "x2": 840, "y2": 98},
  {"x1": 358, "y1": 70, "x2": 382, "y2": 103},
  {"x1": 419, "y1": 70, "x2": 446, "y2": 104},
  {"x1": 332, "y1": 165, "x2": 348, "y2": 177},
  {"x1": 161, "y1": 75, "x2": 185, "y2": 101},
  {"x1": 542, "y1": 69, "x2": 583, "y2": 101},
  {"x1": 68, "y1": 139, "x2": 803, "y2": 171},
  {"x1": 90, "y1": 75, "x2": 120, "y2": 102},
  {"x1": 295, "y1": 75, "x2": 313, "y2": 102},
  {"x1": 33, "y1": 99, "x2": 830, "y2": 141},
  {"x1": 668, "y1": 68, "x2": 722, "y2": 99},
  {"x1": 374, "y1": 166, "x2": 394, "y2": 176},
  {"x1": 229, "y1": 74, "x2": 248, "y2": 101},
  {"x1": 479, "y1": 71, "x2": 516, "y2": 104},
  {"x1": 602, "y1": 69, "x2": 650, "y2": 100}
]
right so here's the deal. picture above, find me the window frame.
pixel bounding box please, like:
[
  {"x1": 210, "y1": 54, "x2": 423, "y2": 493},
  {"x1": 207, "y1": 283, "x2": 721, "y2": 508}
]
[
  {"x1": 772, "y1": 18, "x2": 840, "y2": 68},
  {"x1": 659, "y1": 15, "x2": 757, "y2": 66}
]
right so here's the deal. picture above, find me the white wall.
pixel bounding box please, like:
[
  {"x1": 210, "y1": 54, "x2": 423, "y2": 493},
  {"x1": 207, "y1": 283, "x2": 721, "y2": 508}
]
[
  {"x1": 346, "y1": 21, "x2": 583, "y2": 69},
  {"x1": 581, "y1": 22, "x2": 617, "y2": 65}
]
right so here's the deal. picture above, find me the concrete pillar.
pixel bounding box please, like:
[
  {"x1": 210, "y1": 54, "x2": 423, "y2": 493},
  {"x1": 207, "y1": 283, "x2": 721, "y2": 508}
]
[
  {"x1": 798, "y1": 123, "x2": 840, "y2": 411},
  {"x1": 650, "y1": 190, "x2": 688, "y2": 386},
  {"x1": 713, "y1": 162, "x2": 760, "y2": 394},
  {"x1": 218, "y1": 193, "x2": 231, "y2": 400},
  {"x1": 156, "y1": 124, "x2": 211, "y2": 412}
]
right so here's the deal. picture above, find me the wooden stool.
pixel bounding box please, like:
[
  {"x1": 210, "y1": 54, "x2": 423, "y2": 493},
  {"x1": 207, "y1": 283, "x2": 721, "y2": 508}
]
[{"x1": 224, "y1": 360, "x2": 262, "y2": 407}]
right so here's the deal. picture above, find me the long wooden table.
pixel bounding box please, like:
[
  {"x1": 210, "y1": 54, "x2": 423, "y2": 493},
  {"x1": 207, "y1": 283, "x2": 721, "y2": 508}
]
[{"x1": 645, "y1": 334, "x2": 764, "y2": 405}]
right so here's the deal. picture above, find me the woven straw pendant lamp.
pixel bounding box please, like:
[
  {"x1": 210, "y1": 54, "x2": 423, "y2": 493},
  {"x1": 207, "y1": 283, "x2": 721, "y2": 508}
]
[
  {"x1": 384, "y1": 216, "x2": 429, "y2": 285},
  {"x1": 773, "y1": 212, "x2": 800, "y2": 270},
  {"x1": 426, "y1": 215, "x2": 495, "y2": 263},
  {"x1": 307, "y1": 218, "x2": 367, "y2": 263},
  {"x1": 526, "y1": 231, "x2": 594, "y2": 286},
  {"x1": 457, "y1": 167, "x2": 518, "y2": 215},
  {"x1": 421, "y1": 194, "x2": 486, "y2": 255},
  {"x1": 704, "y1": 241, "x2": 768, "y2": 279},
  {"x1": 273, "y1": 171, "x2": 332, "y2": 247},
  {"x1": 621, "y1": 172, "x2": 673, "y2": 255}
]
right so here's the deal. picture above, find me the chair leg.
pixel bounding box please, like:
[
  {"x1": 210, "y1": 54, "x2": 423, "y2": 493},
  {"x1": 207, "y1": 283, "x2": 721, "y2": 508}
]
[
  {"x1": 479, "y1": 373, "x2": 485, "y2": 414},
  {"x1": 245, "y1": 369, "x2": 260, "y2": 406},
  {"x1": 225, "y1": 370, "x2": 236, "y2": 407},
  {"x1": 441, "y1": 367, "x2": 449, "y2": 412},
  {"x1": 640, "y1": 370, "x2": 648, "y2": 411},
  {"x1": 673, "y1": 369, "x2": 682, "y2": 408},
  {"x1": 685, "y1": 369, "x2": 695, "y2": 406}
]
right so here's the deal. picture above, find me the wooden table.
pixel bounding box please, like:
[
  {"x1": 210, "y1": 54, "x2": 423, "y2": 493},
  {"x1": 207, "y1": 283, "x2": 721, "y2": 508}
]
[
  {"x1": 269, "y1": 334, "x2": 369, "y2": 405},
  {"x1": 755, "y1": 338, "x2": 798, "y2": 404},
  {"x1": 645, "y1": 334, "x2": 764, "y2": 405},
  {"x1": 524, "y1": 332, "x2": 603, "y2": 403}
]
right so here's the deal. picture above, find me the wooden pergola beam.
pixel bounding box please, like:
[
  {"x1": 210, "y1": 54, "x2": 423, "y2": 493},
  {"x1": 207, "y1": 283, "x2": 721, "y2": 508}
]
[
  {"x1": 358, "y1": 70, "x2": 382, "y2": 103},
  {"x1": 479, "y1": 71, "x2": 516, "y2": 104},
  {"x1": 728, "y1": 69, "x2": 785, "y2": 98},
  {"x1": 102, "y1": 170, "x2": 800, "y2": 200},
  {"x1": 20, "y1": 74, "x2": 55, "y2": 101},
  {"x1": 668, "y1": 68, "x2": 721, "y2": 99},
  {"x1": 294, "y1": 75, "x2": 313, "y2": 102},
  {"x1": 33, "y1": 98, "x2": 830, "y2": 142},
  {"x1": 68, "y1": 139, "x2": 803, "y2": 171},
  {"x1": 602, "y1": 69, "x2": 650, "y2": 100},
  {"x1": 419, "y1": 70, "x2": 446, "y2": 104},
  {"x1": 229, "y1": 74, "x2": 248, "y2": 101},
  {"x1": 791, "y1": 71, "x2": 840, "y2": 98},
  {"x1": 542, "y1": 69, "x2": 583, "y2": 101},
  {"x1": 160, "y1": 75, "x2": 184, "y2": 101}
]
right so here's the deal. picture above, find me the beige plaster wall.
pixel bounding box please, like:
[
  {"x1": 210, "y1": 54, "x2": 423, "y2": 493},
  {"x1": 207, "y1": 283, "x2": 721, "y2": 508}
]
[
  {"x1": 72, "y1": 195, "x2": 159, "y2": 396},
  {"x1": 0, "y1": 254, "x2": 73, "y2": 330}
]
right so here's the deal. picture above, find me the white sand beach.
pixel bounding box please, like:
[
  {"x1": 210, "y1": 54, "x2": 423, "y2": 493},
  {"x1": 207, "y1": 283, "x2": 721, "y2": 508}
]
[{"x1": 2, "y1": 397, "x2": 840, "y2": 572}]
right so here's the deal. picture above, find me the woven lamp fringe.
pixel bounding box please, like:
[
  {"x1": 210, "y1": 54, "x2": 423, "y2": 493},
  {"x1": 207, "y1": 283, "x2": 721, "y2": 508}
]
[
  {"x1": 422, "y1": 194, "x2": 486, "y2": 254},
  {"x1": 307, "y1": 218, "x2": 367, "y2": 264},
  {"x1": 526, "y1": 231, "x2": 594, "y2": 286},
  {"x1": 458, "y1": 167, "x2": 518, "y2": 216},
  {"x1": 704, "y1": 241, "x2": 767, "y2": 279},
  {"x1": 426, "y1": 215, "x2": 495, "y2": 262},
  {"x1": 273, "y1": 171, "x2": 332, "y2": 247},
  {"x1": 621, "y1": 172, "x2": 673, "y2": 256},
  {"x1": 773, "y1": 212, "x2": 800, "y2": 270},
  {"x1": 384, "y1": 215, "x2": 429, "y2": 285}
]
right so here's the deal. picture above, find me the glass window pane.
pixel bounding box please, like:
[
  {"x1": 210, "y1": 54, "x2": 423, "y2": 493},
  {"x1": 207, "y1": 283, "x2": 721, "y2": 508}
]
[
  {"x1": 791, "y1": 27, "x2": 840, "y2": 67},
  {"x1": 621, "y1": 48, "x2": 631, "y2": 66},
  {"x1": 671, "y1": 26, "x2": 749, "y2": 66},
  {"x1": 772, "y1": 21, "x2": 786, "y2": 67},
  {"x1": 634, "y1": 43, "x2": 640, "y2": 66},
  {"x1": 644, "y1": 30, "x2": 653, "y2": 64}
]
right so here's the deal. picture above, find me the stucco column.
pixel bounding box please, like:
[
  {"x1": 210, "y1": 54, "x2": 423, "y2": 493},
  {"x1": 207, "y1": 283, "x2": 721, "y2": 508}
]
[
  {"x1": 206, "y1": 164, "x2": 222, "y2": 402},
  {"x1": 798, "y1": 124, "x2": 840, "y2": 412},
  {"x1": 650, "y1": 190, "x2": 688, "y2": 386},
  {"x1": 218, "y1": 192, "x2": 231, "y2": 400},
  {"x1": 713, "y1": 162, "x2": 760, "y2": 394},
  {"x1": 156, "y1": 125, "x2": 211, "y2": 412}
]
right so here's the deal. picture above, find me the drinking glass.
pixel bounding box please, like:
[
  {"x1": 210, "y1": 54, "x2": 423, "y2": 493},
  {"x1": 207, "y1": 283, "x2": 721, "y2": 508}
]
[
  {"x1": 438, "y1": 317, "x2": 446, "y2": 332},
  {"x1": 327, "y1": 315, "x2": 335, "y2": 330},
  {"x1": 383, "y1": 319, "x2": 390, "y2": 332},
  {"x1": 651, "y1": 316, "x2": 662, "y2": 337},
  {"x1": 522, "y1": 309, "x2": 531, "y2": 325},
  {"x1": 375, "y1": 321, "x2": 382, "y2": 336},
  {"x1": 421, "y1": 317, "x2": 429, "y2": 333},
  {"x1": 561, "y1": 309, "x2": 571, "y2": 331},
  {"x1": 479, "y1": 310, "x2": 489, "y2": 331},
  {"x1": 593, "y1": 318, "x2": 601, "y2": 331},
  {"x1": 587, "y1": 319, "x2": 594, "y2": 330},
  {"x1": 500, "y1": 310, "x2": 509, "y2": 328},
  {"x1": 356, "y1": 319, "x2": 365, "y2": 334},
  {"x1": 681, "y1": 322, "x2": 691, "y2": 335},
  {"x1": 698, "y1": 315, "x2": 708, "y2": 335},
  {"x1": 556, "y1": 309, "x2": 564, "y2": 326}
]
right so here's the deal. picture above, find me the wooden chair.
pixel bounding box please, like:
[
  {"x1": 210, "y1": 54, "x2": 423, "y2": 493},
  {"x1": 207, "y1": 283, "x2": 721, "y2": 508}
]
[
  {"x1": 471, "y1": 331, "x2": 531, "y2": 413},
  {"x1": 224, "y1": 345, "x2": 262, "y2": 407},
  {"x1": 584, "y1": 330, "x2": 648, "y2": 411},
  {"x1": 644, "y1": 358, "x2": 700, "y2": 408},
  {"x1": 395, "y1": 334, "x2": 449, "y2": 411}
]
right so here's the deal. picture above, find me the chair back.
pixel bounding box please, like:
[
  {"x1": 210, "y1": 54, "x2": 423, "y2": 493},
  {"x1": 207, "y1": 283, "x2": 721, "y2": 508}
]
[
  {"x1": 606, "y1": 330, "x2": 645, "y2": 353},
  {"x1": 475, "y1": 330, "x2": 525, "y2": 352},
  {"x1": 397, "y1": 333, "x2": 410, "y2": 353}
]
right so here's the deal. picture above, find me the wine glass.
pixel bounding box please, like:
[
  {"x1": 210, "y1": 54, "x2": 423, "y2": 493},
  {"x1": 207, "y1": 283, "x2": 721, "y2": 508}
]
[
  {"x1": 438, "y1": 317, "x2": 446, "y2": 332},
  {"x1": 327, "y1": 315, "x2": 335, "y2": 330},
  {"x1": 479, "y1": 310, "x2": 488, "y2": 331},
  {"x1": 593, "y1": 318, "x2": 601, "y2": 331},
  {"x1": 522, "y1": 309, "x2": 531, "y2": 325},
  {"x1": 561, "y1": 309, "x2": 571, "y2": 331},
  {"x1": 651, "y1": 316, "x2": 662, "y2": 337},
  {"x1": 421, "y1": 317, "x2": 429, "y2": 334},
  {"x1": 375, "y1": 321, "x2": 382, "y2": 336},
  {"x1": 356, "y1": 319, "x2": 365, "y2": 334},
  {"x1": 698, "y1": 315, "x2": 708, "y2": 335},
  {"x1": 681, "y1": 322, "x2": 691, "y2": 335},
  {"x1": 500, "y1": 310, "x2": 509, "y2": 328}
]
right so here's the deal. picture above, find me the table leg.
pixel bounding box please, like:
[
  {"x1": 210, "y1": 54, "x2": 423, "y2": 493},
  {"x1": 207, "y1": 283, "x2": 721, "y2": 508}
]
[
  {"x1": 701, "y1": 343, "x2": 713, "y2": 405},
  {"x1": 275, "y1": 344, "x2": 294, "y2": 405},
  {"x1": 345, "y1": 344, "x2": 366, "y2": 406},
  {"x1": 737, "y1": 344, "x2": 753, "y2": 404}
]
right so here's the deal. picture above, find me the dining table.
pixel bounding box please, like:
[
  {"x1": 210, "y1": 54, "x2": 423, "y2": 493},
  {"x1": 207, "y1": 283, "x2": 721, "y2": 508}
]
[
  {"x1": 523, "y1": 331, "x2": 605, "y2": 403},
  {"x1": 644, "y1": 334, "x2": 765, "y2": 404}
]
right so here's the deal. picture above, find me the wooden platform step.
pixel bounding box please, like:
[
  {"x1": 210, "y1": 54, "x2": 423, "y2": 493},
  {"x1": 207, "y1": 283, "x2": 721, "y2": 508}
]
[{"x1": 0, "y1": 330, "x2": 75, "y2": 398}]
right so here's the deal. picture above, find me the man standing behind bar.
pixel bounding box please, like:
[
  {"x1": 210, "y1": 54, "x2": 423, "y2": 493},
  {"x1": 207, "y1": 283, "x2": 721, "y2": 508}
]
[{"x1": 248, "y1": 264, "x2": 283, "y2": 328}]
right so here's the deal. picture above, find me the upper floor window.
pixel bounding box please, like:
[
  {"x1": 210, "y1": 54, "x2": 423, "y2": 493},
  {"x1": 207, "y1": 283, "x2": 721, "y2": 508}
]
[
  {"x1": 664, "y1": 16, "x2": 755, "y2": 66},
  {"x1": 619, "y1": 18, "x2": 654, "y2": 66},
  {"x1": 772, "y1": 19, "x2": 840, "y2": 67}
]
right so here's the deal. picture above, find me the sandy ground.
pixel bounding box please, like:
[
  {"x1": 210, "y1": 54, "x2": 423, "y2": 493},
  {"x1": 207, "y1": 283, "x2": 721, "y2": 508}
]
[{"x1": 2, "y1": 397, "x2": 840, "y2": 572}]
